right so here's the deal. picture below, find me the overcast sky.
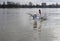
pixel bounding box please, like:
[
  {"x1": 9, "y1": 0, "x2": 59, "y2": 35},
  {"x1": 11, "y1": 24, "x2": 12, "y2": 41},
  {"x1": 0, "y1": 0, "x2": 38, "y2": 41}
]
[{"x1": 0, "y1": 0, "x2": 60, "y2": 4}]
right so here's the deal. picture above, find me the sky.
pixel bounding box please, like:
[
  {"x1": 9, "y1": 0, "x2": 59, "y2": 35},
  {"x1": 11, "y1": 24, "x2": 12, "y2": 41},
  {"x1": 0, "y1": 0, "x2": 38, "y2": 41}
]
[{"x1": 0, "y1": 0, "x2": 60, "y2": 5}]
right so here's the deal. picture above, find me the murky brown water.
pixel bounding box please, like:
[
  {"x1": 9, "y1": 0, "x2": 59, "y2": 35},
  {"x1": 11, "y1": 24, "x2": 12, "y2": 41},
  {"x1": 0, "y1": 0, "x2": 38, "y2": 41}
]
[{"x1": 0, "y1": 8, "x2": 60, "y2": 41}]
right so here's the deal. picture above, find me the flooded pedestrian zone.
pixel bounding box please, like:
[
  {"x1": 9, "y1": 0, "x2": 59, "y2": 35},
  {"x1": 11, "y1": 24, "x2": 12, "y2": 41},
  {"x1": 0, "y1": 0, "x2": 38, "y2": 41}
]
[{"x1": 0, "y1": 8, "x2": 60, "y2": 41}]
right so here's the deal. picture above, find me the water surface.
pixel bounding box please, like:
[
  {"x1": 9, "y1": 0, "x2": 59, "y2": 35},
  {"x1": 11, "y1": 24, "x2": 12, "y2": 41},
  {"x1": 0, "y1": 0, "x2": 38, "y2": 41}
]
[{"x1": 0, "y1": 8, "x2": 60, "y2": 41}]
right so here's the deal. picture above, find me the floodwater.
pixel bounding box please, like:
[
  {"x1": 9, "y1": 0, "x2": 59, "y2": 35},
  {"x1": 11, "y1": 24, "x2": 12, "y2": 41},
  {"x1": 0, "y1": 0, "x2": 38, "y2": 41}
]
[{"x1": 0, "y1": 8, "x2": 60, "y2": 41}]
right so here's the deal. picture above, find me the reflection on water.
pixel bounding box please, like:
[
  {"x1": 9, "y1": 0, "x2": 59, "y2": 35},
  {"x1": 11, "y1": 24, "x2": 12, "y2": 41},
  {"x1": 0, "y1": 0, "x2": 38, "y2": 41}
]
[{"x1": 0, "y1": 8, "x2": 60, "y2": 41}]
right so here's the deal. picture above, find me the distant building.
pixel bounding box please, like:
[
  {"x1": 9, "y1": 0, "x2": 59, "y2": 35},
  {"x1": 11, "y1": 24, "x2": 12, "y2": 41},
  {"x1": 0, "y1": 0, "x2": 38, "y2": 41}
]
[
  {"x1": 3, "y1": 2, "x2": 5, "y2": 5},
  {"x1": 7, "y1": 2, "x2": 15, "y2": 5},
  {"x1": 56, "y1": 3, "x2": 58, "y2": 6},
  {"x1": 41, "y1": 3, "x2": 46, "y2": 7},
  {"x1": 29, "y1": 2, "x2": 33, "y2": 6}
]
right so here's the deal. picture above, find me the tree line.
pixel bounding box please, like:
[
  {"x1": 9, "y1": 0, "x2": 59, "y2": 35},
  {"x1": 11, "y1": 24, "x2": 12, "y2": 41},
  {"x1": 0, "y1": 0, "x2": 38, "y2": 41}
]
[{"x1": 0, "y1": 2, "x2": 60, "y2": 8}]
